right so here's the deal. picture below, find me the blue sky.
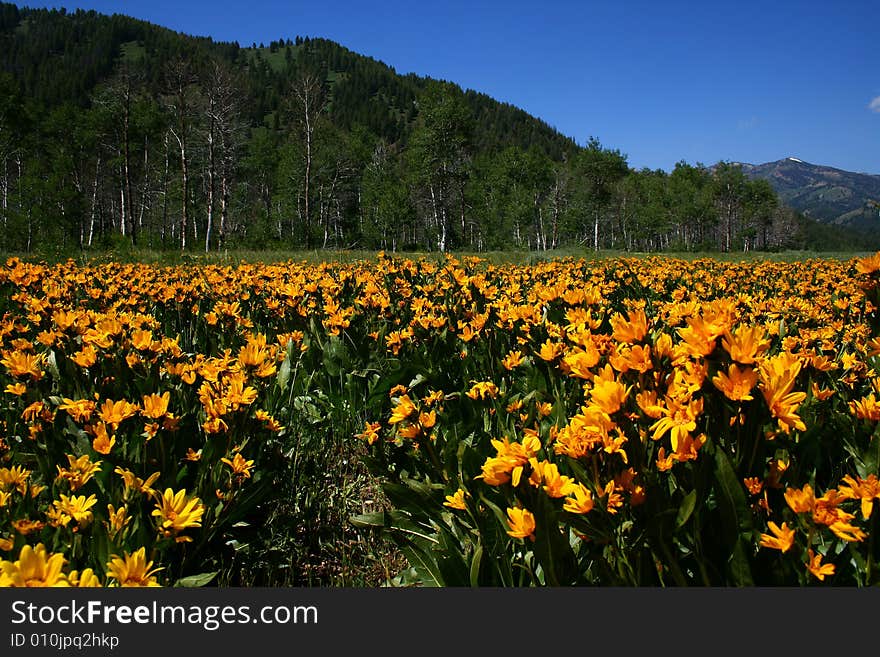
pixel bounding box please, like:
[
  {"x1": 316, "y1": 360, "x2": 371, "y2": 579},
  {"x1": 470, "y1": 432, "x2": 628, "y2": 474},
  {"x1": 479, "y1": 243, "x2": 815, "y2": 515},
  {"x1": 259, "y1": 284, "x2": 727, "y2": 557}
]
[{"x1": 23, "y1": 0, "x2": 880, "y2": 174}]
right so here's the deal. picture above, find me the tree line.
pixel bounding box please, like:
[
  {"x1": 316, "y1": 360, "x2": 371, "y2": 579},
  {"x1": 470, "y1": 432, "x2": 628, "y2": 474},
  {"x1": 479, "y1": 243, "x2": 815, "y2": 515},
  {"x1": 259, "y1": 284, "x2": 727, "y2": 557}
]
[{"x1": 0, "y1": 3, "x2": 845, "y2": 255}]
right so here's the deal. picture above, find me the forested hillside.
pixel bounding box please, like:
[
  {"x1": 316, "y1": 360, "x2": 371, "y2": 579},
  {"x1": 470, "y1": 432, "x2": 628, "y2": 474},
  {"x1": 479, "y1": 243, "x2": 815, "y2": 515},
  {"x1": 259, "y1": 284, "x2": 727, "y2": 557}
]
[{"x1": 0, "y1": 3, "x2": 867, "y2": 254}]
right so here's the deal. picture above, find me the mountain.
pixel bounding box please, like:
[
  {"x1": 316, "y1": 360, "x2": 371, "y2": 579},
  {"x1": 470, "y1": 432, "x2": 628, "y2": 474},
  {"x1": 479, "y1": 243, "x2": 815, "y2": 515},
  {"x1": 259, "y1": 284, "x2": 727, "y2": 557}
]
[
  {"x1": 0, "y1": 3, "x2": 578, "y2": 160},
  {"x1": 734, "y1": 157, "x2": 880, "y2": 231},
  {"x1": 0, "y1": 2, "x2": 872, "y2": 254}
]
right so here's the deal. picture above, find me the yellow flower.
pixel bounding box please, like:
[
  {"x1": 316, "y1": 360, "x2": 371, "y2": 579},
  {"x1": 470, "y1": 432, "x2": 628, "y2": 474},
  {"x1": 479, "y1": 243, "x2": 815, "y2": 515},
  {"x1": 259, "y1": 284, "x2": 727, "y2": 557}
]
[
  {"x1": 537, "y1": 339, "x2": 564, "y2": 362},
  {"x1": 712, "y1": 364, "x2": 758, "y2": 401},
  {"x1": 58, "y1": 398, "x2": 96, "y2": 423},
  {"x1": 529, "y1": 459, "x2": 576, "y2": 498},
  {"x1": 104, "y1": 504, "x2": 131, "y2": 540},
  {"x1": 70, "y1": 345, "x2": 97, "y2": 368},
  {"x1": 98, "y1": 398, "x2": 139, "y2": 429},
  {"x1": 502, "y1": 350, "x2": 524, "y2": 370},
  {"x1": 849, "y1": 394, "x2": 880, "y2": 422},
  {"x1": 759, "y1": 354, "x2": 806, "y2": 434},
  {"x1": 466, "y1": 381, "x2": 499, "y2": 400},
  {"x1": 721, "y1": 325, "x2": 770, "y2": 365},
  {"x1": 0, "y1": 543, "x2": 69, "y2": 587},
  {"x1": 743, "y1": 477, "x2": 763, "y2": 495},
  {"x1": 356, "y1": 421, "x2": 381, "y2": 445},
  {"x1": 0, "y1": 465, "x2": 30, "y2": 494},
  {"x1": 115, "y1": 467, "x2": 161, "y2": 496},
  {"x1": 106, "y1": 548, "x2": 162, "y2": 587},
  {"x1": 141, "y1": 392, "x2": 171, "y2": 420},
  {"x1": 837, "y1": 474, "x2": 880, "y2": 520},
  {"x1": 443, "y1": 488, "x2": 468, "y2": 510},
  {"x1": 805, "y1": 549, "x2": 835, "y2": 581},
  {"x1": 759, "y1": 521, "x2": 795, "y2": 553},
  {"x1": 4, "y1": 382, "x2": 26, "y2": 396},
  {"x1": 0, "y1": 350, "x2": 44, "y2": 380},
  {"x1": 505, "y1": 507, "x2": 536, "y2": 540},
  {"x1": 68, "y1": 568, "x2": 102, "y2": 587},
  {"x1": 563, "y1": 346, "x2": 600, "y2": 379},
  {"x1": 855, "y1": 251, "x2": 880, "y2": 274},
  {"x1": 221, "y1": 452, "x2": 255, "y2": 479},
  {"x1": 610, "y1": 308, "x2": 649, "y2": 344},
  {"x1": 51, "y1": 494, "x2": 98, "y2": 526},
  {"x1": 588, "y1": 367, "x2": 630, "y2": 415},
  {"x1": 388, "y1": 394, "x2": 417, "y2": 424},
  {"x1": 650, "y1": 395, "x2": 703, "y2": 453},
  {"x1": 90, "y1": 422, "x2": 116, "y2": 455},
  {"x1": 152, "y1": 488, "x2": 205, "y2": 541},
  {"x1": 562, "y1": 483, "x2": 595, "y2": 514}
]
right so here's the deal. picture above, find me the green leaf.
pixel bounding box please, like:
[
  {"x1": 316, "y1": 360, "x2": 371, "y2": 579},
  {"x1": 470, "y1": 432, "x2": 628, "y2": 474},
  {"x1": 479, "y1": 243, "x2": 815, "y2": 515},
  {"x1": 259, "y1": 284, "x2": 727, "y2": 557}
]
[
  {"x1": 714, "y1": 443, "x2": 752, "y2": 540},
  {"x1": 531, "y1": 493, "x2": 577, "y2": 586},
  {"x1": 712, "y1": 443, "x2": 755, "y2": 584},
  {"x1": 322, "y1": 336, "x2": 349, "y2": 378},
  {"x1": 174, "y1": 571, "x2": 218, "y2": 587},
  {"x1": 276, "y1": 351, "x2": 292, "y2": 390},
  {"x1": 350, "y1": 511, "x2": 389, "y2": 528},
  {"x1": 728, "y1": 539, "x2": 754, "y2": 586},
  {"x1": 676, "y1": 490, "x2": 697, "y2": 530},
  {"x1": 469, "y1": 544, "x2": 483, "y2": 587},
  {"x1": 397, "y1": 539, "x2": 443, "y2": 587}
]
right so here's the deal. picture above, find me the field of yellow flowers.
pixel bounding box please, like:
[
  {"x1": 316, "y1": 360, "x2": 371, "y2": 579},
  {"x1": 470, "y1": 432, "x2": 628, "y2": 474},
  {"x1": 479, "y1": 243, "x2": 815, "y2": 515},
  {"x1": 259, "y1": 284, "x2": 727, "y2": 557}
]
[{"x1": 2, "y1": 251, "x2": 880, "y2": 587}]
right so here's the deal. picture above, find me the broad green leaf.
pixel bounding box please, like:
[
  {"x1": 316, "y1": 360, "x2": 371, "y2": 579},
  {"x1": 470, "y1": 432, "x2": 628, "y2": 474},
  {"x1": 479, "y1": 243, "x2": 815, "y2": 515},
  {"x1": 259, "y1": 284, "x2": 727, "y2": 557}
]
[
  {"x1": 469, "y1": 544, "x2": 483, "y2": 587},
  {"x1": 532, "y1": 493, "x2": 577, "y2": 586},
  {"x1": 174, "y1": 571, "x2": 218, "y2": 587},
  {"x1": 676, "y1": 490, "x2": 697, "y2": 530}
]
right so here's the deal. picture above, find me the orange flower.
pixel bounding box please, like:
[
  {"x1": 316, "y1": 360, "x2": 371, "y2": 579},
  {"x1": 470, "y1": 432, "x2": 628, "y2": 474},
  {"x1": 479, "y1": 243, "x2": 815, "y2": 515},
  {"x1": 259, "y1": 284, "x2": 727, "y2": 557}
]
[
  {"x1": 502, "y1": 350, "x2": 524, "y2": 370},
  {"x1": 759, "y1": 521, "x2": 795, "y2": 552},
  {"x1": 0, "y1": 350, "x2": 44, "y2": 380},
  {"x1": 221, "y1": 452, "x2": 255, "y2": 479},
  {"x1": 356, "y1": 421, "x2": 381, "y2": 445},
  {"x1": 90, "y1": 423, "x2": 116, "y2": 455},
  {"x1": 141, "y1": 392, "x2": 171, "y2": 420},
  {"x1": 805, "y1": 549, "x2": 835, "y2": 581},
  {"x1": 98, "y1": 398, "x2": 139, "y2": 429},
  {"x1": 712, "y1": 364, "x2": 758, "y2": 401},
  {"x1": 855, "y1": 251, "x2": 880, "y2": 274},
  {"x1": 389, "y1": 394, "x2": 417, "y2": 424},
  {"x1": 505, "y1": 507, "x2": 536, "y2": 540},
  {"x1": 443, "y1": 489, "x2": 468, "y2": 510},
  {"x1": 721, "y1": 325, "x2": 770, "y2": 365},
  {"x1": 588, "y1": 367, "x2": 630, "y2": 415},
  {"x1": 610, "y1": 308, "x2": 649, "y2": 344},
  {"x1": 837, "y1": 474, "x2": 880, "y2": 520},
  {"x1": 563, "y1": 483, "x2": 595, "y2": 514}
]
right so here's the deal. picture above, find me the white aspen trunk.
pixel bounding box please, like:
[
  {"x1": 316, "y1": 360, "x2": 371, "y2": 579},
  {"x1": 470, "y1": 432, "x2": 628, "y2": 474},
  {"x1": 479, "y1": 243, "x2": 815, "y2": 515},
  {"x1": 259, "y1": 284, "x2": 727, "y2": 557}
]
[
  {"x1": 429, "y1": 184, "x2": 440, "y2": 250},
  {"x1": 219, "y1": 172, "x2": 228, "y2": 249},
  {"x1": 177, "y1": 134, "x2": 188, "y2": 251},
  {"x1": 205, "y1": 126, "x2": 215, "y2": 253},
  {"x1": 161, "y1": 134, "x2": 170, "y2": 246},
  {"x1": 119, "y1": 185, "x2": 126, "y2": 236},
  {"x1": 1, "y1": 155, "x2": 7, "y2": 230},
  {"x1": 138, "y1": 135, "x2": 148, "y2": 233},
  {"x1": 594, "y1": 210, "x2": 599, "y2": 252},
  {"x1": 551, "y1": 183, "x2": 560, "y2": 249},
  {"x1": 88, "y1": 156, "x2": 100, "y2": 248}
]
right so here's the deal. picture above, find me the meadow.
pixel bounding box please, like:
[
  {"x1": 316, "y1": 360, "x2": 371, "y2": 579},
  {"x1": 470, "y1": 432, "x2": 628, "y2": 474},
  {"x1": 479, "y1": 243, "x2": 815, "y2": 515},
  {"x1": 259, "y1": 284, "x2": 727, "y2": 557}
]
[{"x1": 1, "y1": 249, "x2": 880, "y2": 586}]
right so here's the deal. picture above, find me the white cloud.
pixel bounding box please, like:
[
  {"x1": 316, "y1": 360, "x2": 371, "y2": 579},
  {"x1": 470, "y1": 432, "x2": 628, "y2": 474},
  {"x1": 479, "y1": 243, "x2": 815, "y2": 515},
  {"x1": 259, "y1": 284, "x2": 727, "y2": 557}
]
[{"x1": 870, "y1": 96, "x2": 880, "y2": 113}]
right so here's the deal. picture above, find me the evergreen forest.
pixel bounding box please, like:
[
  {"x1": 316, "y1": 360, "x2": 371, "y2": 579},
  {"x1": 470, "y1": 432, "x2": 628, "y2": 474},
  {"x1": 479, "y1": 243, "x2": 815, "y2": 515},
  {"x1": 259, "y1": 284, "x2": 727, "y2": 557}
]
[{"x1": 0, "y1": 3, "x2": 870, "y2": 256}]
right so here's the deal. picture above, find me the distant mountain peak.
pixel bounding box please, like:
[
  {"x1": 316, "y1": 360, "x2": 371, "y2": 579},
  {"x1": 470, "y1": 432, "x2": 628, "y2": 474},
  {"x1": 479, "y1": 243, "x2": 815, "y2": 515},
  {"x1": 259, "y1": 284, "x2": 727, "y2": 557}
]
[{"x1": 740, "y1": 157, "x2": 880, "y2": 229}]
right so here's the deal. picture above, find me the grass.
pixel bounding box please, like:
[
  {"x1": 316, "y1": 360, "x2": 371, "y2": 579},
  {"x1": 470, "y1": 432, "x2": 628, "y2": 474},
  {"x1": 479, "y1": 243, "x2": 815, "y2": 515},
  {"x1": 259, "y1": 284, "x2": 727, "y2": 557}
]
[{"x1": 2, "y1": 247, "x2": 871, "y2": 268}]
